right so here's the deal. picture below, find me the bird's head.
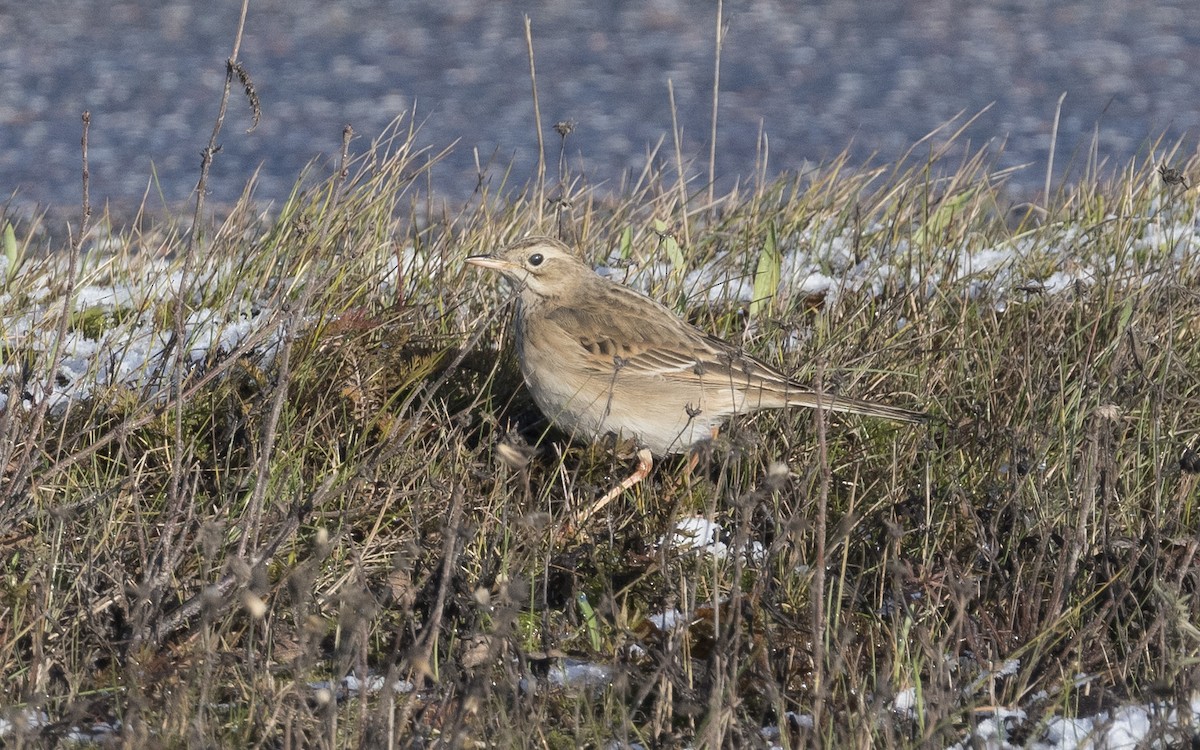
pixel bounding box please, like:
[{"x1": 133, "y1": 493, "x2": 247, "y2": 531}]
[{"x1": 466, "y1": 236, "x2": 590, "y2": 300}]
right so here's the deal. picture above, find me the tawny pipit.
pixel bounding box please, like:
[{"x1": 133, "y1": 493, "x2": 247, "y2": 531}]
[{"x1": 468, "y1": 236, "x2": 925, "y2": 521}]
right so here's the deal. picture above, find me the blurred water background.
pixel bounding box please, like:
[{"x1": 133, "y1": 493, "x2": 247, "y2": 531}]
[{"x1": 1, "y1": 0, "x2": 1197, "y2": 212}]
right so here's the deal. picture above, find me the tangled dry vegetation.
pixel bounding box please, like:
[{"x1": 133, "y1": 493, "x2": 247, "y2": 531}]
[{"x1": 2, "y1": 119, "x2": 1200, "y2": 748}]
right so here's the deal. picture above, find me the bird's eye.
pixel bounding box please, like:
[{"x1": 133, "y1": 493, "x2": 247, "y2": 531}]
[{"x1": 528, "y1": 253, "x2": 544, "y2": 267}]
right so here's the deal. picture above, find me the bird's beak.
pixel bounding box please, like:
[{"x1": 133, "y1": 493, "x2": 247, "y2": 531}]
[{"x1": 465, "y1": 253, "x2": 511, "y2": 272}]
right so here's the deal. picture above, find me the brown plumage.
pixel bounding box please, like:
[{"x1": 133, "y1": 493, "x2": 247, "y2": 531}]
[
  {"x1": 468, "y1": 236, "x2": 925, "y2": 457},
  {"x1": 468, "y1": 236, "x2": 925, "y2": 520}
]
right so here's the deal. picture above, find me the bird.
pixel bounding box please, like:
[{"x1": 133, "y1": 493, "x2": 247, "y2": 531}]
[{"x1": 467, "y1": 236, "x2": 926, "y2": 523}]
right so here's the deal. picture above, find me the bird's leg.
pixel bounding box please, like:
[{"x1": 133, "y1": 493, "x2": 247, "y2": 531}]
[
  {"x1": 573, "y1": 447, "x2": 654, "y2": 526},
  {"x1": 674, "y1": 425, "x2": 720, "y2": 495},
  {"x1": 686, "y1": 426, "x2": 721, "y2": 474}
]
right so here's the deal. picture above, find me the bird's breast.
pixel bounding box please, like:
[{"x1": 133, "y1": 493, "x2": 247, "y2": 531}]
[{"x1": 513, "y1": 308, "x2": 730, "y2": 455}]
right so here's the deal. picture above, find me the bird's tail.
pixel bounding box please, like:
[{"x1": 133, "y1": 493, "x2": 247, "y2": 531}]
[{"x1": 782, "y1": 390, "x2": 928, "y2": 424}]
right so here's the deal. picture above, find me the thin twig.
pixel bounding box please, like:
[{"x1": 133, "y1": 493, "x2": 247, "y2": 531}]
[
  {"x1": 708, "y1": 0, "x2": 725, "y2": 209},
  {"x1": 524, "y1": 16, "x2": 546, "y2": 226},
  {"x1": 332, "y1": 124, "x2": 355, "y2": 207},
  {"x1": 810, "y1": 369, "x2": 830, "y2": 734},
  {"x1": 236, "y1": 307, "x2": 295, "y2": 559},
  {"x1": 1045, "y1": 92, "x2": 1067, "y2": 204},
  {"x1": 188, "y1": 0, "x2": 252, "y2": 255},
  {"x1": 414, "y1": 487, "x2": 464, "y2": 671},
  {"x1": 667, "y1": 81, "x2": 691, "y2": 249}
]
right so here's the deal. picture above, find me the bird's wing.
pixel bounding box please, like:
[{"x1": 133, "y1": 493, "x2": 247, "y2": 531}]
[
  {"x1": 544, "y1": 299, "x2": 798, "y2": 390},
  {"x1": 542, "y1": 297, "x2": 702, "y2": 378}
]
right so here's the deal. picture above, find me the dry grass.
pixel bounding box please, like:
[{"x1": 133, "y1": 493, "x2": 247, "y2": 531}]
[{"x1": 2, "y1": 109, "x2": 1200, "y2": 748}]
